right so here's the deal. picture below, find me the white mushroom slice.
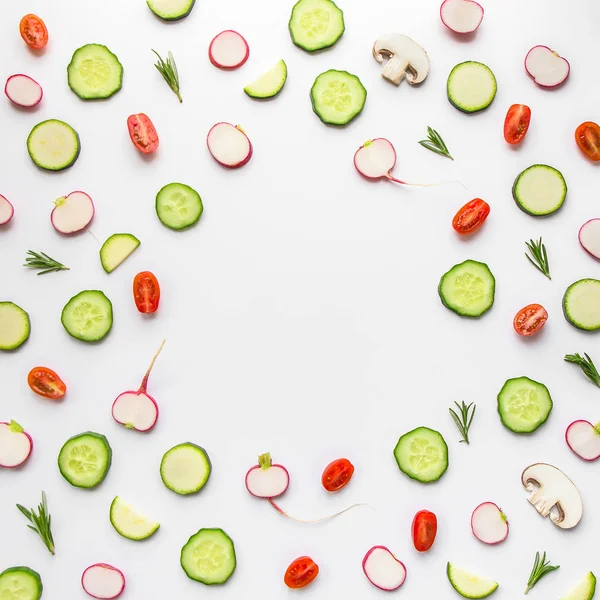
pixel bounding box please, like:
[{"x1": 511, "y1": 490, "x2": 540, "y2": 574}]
[{"x1": 372, "y1": 33, "x2": 430, "y2": 85}]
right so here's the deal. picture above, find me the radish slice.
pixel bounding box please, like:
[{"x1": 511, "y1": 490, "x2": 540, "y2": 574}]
[
  {"x1": 51, "y1": 191, "x2": 94, "y2": 234},
  {"x1": 0, "y1": 420, "x2": 33, "y2": 468},
  {"x1": 471, "y1": 502, "x2": 509, "y2": 544},
  {"x1": 0, "y1": 195, "x2": 14, "y2": 225},
  {"x1": 209, "y1": 30, "x2": 249, "y2": 69},
  {"x1": 525, "y1": 46, "x2": 570, "y2": 88},
  {"x1": 81, "y1": 564, "x2": 125, "y2": 599},
  {"x1": 4, "y1": 74, "x2": 43, "y2": 107},
  {"x1": 207, "y1": 122, "x2": 253, "y2": 168},
  {"x1": 579, "y1": 219, "x2": 600, "y2": 261},
  {"x1": 565, "y1": 420, "x2": 600, "y2": 461},
  {"x1": 440, "y1": 0, "x2": 484, "y2": 34},
  {"x1": 245, "y1": 452, "x2": 289, "y2": 498},
  {"x1": 362, "y1": 546, "x2": 407, "y2": 591}
]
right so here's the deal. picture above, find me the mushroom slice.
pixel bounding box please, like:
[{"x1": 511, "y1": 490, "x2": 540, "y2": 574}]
[
  {"x1": 372, "y1": 33, "x2": 430, "y2": 86},
  {"x1": 521, "y1": 463, "x2": 583, "y2": 529}
]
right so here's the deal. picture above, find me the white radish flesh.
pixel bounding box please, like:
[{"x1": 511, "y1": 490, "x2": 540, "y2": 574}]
[
  {"x1": 51, "y1": 191, "x2": 94, "y2": 234},
  {"x1": 362, "y1": 546, "x2": 407, "y2": 591},
  {"x1": 0, "y1": 195, "x2": 14, "y2": 225},
  {"x1": 207, "y1": 122, "x2": 253, "y2": 168},
  {"x1": 4, "y1": 74, "x2": 43, "y2": 107},
  {"x1": 566, "y1": 420, "x2": 600, "y2": 461},
  {"x1": 354, "y1": 138, "x2": 397, "y2": 179},
  {"x1": 579, "y1": 219, "x2": 600, "y2": 260},
  {"x1": 0, "y1": 421, "x2": 33, "y2": 468},
  {"x1": 82, "y1": 564, "x2": 125, "y2": 599},
  {"x1": 112, "y1": 392, "x2": 158, "y2": 432},
  {"x1": 246, "y1": 454, "x2": 290, "y2": 498},
  {"x1": 209, "y1": 31, "x2": 249, "y2": 69},
  {"x1": 471, "y1": 502, "x2": 509, "y2": 544},
  {"x1": 440, "y1": 0, "x2": 484, "y2": 34},
  {"x1": 525, "y1": 46, "x2": 570, "y2": 87}
]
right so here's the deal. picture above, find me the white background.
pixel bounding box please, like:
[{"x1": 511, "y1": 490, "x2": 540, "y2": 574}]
[{"x1": 2, "y1": 0, "x2": 600, "y2": 598}]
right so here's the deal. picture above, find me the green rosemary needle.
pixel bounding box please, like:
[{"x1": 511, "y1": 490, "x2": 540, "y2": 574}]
[
  {"x1": 24, "y1": 250, "x2": 69, "y2": 275},
  {"x1": 448, "y1": 401, "x2": 476, "y2": 444},
  {"x1": 524, "y1": 551, "x2": 559, "y2": 594},
  {"x1": 16, "y1": 491, "x2": 55, "y2": 555},
  {"x1": 152, "y1": 49, "x2": 182, "y2": 102},
  {"x1": 418, "y1": 126, "x2": 454, "y2": 160}
]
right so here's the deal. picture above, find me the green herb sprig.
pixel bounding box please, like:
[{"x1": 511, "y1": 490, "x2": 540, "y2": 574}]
[
  {"x1": 525, "y1": 238, "x2": 551, "y2": 280},
  {"x1": 524, "y1": 551, "x2": 559, "y2": 594},
  {"x1": 564, "y1": 353, "x2": 600, "y2": 388},
  {"x1": 24, "y1": 250, "x2": 69, "y2": 275},
  {"x1": 448, "y1": 401, "x2": 476, "y2": 444},
  {"x1": 16, "y1": 491, "x2": 55, "y2": 555},
  {"x1": 418, "y1": 126, "x2": 454, "y2": 160},
  {"x1": 152, "y1": 49, "x2": 182, "y2": 103}
]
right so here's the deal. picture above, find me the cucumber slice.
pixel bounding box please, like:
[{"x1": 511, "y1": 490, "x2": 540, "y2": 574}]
[
  {"x1": 147, "y1": 0, "x2": 195, "y2": 20},
  {"x1": 310, "y1": 69, "x2": 367, "y2": 126},
  {"x1": 563, "y1": 279, "x2": 600, "y2": 331},
  {"x1": 439, "y1": 259, "x2": 495, "y2": 318},
  {"x1": 560, "y1": 572, "x2": 597, "y2": 600},
  {"x1": 99, "y1": 233, "x2": 141, "y2": 273},
  {"x1": 160, "y1": 443, "x2": 212, "y2": 495},
  {"x1": 181, "y1": 528, "x2": 236, "y2": 585},
  {"x1": 67, "y1": 44, "x2": 123, "y2": 100},
  {"x1": 244, "y1": 60, "x2": 288, "y2": 99},
  {"x1": 497, "y1": 376, "x2": 553, "y2": 433},
  {"x1": 0, "y1": 302, "x2": 30, "y2": 351},
  {"x1": 393, "y1": 426, "x2": 449, "y2": 483},
  {"x1": 289, "y1": 0, "x2": 345, "y2": 52},
  {"x1": 512, "y1": 164, "x2": 567, "y2": 216},
  {"x1": 58, "y1": 431, "x2": 112, "y2": 488},
  {"x1": 61, "y1": 290, "x2": 113, "y2": 342},
  {"x1": 447, "y1": 563, "x2": 498, "y2": 599},
  {"x1": 110, "y1": 496, "x2": 160, "y2": 540},
  {"x1": 156, "y1": 182, "x2": 203, "y2": 230},
  {"x1": 0, "y1": 567, "x2": 43, "y2": 600},
  {"x1": 27, "y1": 119, "x2": 80, "y2": 171},
  {"x1": 447, "y1": 61, "x2": 497, "y2": 113}
]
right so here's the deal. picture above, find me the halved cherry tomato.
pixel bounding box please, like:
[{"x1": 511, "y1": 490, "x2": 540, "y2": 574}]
[
  {"x1": 452, "y1": 198, "x2": 490, "y2": 235},
  {"x1": 284, "y1": 556, "x2": 319, "y2": 589},
  {"x1": 27, "y1": 367, "x2": 66, "y2": 399},
  {"x1": 575, "y1": 121, "x2": 600, "y2": 162},
  {"x1": 321, "y1": 458, "x2": 354, "y2": 492},
  {"x1": 127, "y1": 114, "x2": 159, "y2": 154},
  {"x1": 133, "y1": 271, "x2": 160, "y2": 313},
  {"x1": 513, "y1": 303, "x2": 548, "y2": 337},
  {"x1": 19, "y1": 14, "x2": 48, "y2": 50},
  {"x1": 412, "y1": 510, "x2": 437, "y2": 552},
  {"x1": 503, "y1": 104, "x2": 531, "y2": 145}
]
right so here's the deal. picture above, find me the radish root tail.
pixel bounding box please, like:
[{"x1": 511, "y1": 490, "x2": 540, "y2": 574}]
[
  {"x1": 267, "y1": 498, "x2": 366, "y2": 523},
  {"x1": 140, "y1": 339, "x2": 167, "y2": 391},
  {"x1": 386, "y1": 174, "x2": 467, "y2": 189}
]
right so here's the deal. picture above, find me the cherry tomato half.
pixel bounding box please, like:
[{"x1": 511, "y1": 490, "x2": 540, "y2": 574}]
[
  {"x1": 504, "y1": 104, "x2": 531, "y2": 145},
  {"x1": 19, "y1": 14, "x2": 48, "y2": 50},
  {"x1": 412, "y1": 510, "x2": 437, "y2": 552},
  {"x1": 452, "y1": 198, "x2": 490, "y2": 235},
  {"x1": 321, "y1": 458, "x2": 354, "y2": 492},
  {"x1": 513, "y1": 304, "x2": 548, "y2": 337},
  {"x1": 133, "y1": 271, "x2": 161, "y2": 314},
  {"x1": 27, "y1": 367, "x2": 66, "y2": 400},
  {"x1": 127, "y1": 114, "x2": 159, "y2": 154},
  {"x1": 284, "y1": 556, "x2": 319, "y2": 589},
  {"x1": 575, "y1": 121, "x2": 600, "y2": 162}
]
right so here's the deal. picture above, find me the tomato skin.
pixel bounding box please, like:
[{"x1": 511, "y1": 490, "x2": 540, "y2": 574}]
[
  {"x1": 127, "y1": 114, "x2": 159, "y2": 154},
  {"x1": 504, "y1": 104, "x2": 531, "y2": 145},
  {"x1": 133, "y1": 271, "x2": 161, "y2": 313},
  {"x1": 412, "y1": 510, "x2": 437, "y2": 552},
  {"x1": 321, "y1": 458, "x2": 355, "y2": 492},
  {"x1": 575, "y1": 122, "x2": 600, "y2": 162},
  {"x1": 452, "y1": 198, "x2": 490, "y2": 235},
  {"x1": 19, "y1": 14, "x2": 48, "y2": 50},
  {"x1": 27, "y1": 367, "x2": 66, "y2": 399},
  {"x1": 513, "y1": 304, "x2": 548, "y2": 337},
  {"x1": 284, "y1": 556, "x2": 319, "y2": 589}
]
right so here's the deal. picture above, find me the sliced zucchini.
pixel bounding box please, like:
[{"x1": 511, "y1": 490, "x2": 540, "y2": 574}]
[
  {"x1": 497, "y1": 376, "x2": 552, "y2": 433},
  {"x1": 438, "y1": 260, "x2": 495, "y2": 318},
  {"x1": 61, "y1": 290, "x2": 113, "y2": 342},
  {"x1": 563, "y1": 279, "x2": 600, "y2": 331},
  {"x1": 155, "y1": 183, "x2": 203, "y2": 230},
  {"x1": 67, "y1": 44, "x2": 123, "y2": 100},
  {"x1": 447, "y1": 563, "x2": 499, "y2": 599},
  {"x1": 160, "y1": 443, "x2": 212, "y2": 495},
  {"x1": 181, "y1": 528, "x2": 236, "y2": 585},
  {"x1": 27, "y1": 119, "x2": 80, "y2": 171},
  {"x1": 110, "y1": 496, "x2": 160, "y2": 540},
  {"x1": 244, "y1": 60, "x2": 287, "y2": 99},
  {"x1": 393, "y1": 426, "x2": 449, "y2": 483},
  {"x1": 0, "y1": 567, "x2": 43, "y2": 600},
  {"x1": 512, "y1": 164, "x2": 567, "y2": 216},
  {"x1": 99, "y1": 233, "x2": 141, "y2": 273},
  {"x1": 147, "y1": 0, "x2": 195, "y2": 20},
  {"x1": 447, "y1": 61, "x2": 497, "y2": 113},
  {"x1": 289, "y1": 0, "x2": 345, "y2": 52},
  {"x1": 0, "y1": 302, "x2": 30, "y2": 351},
  {"x1": 310, "y1": 69, "x2": 367, "y2": 126},
  {"x1": 560, "y1": 572, "x2": 597, "y2": 600},
  {"x1": 58, "y1": 431, "x2": 112, "y2": 488}
]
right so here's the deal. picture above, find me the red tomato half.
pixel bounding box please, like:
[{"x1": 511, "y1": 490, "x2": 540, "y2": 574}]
[
  {"x1": 127, "y1": 114, "x2": 159, "y2": 154},
  {"x1": 575, "y1": 122, "x2": 600, "y2": 162},
  {"x1": 412, "y1": 510, "x2": 437, "y2": 552},
  {"x1": 133, "y1": 271, "x2": 161, "y2": 313},
  {"x1": 284, "y1": 556, "x2": 319, "y2": 589},
  {"x1": 452, "y1": 198, "x2": 490, "y2": 235},
  {"x1": 513, "y1": 304, "x2": 548, "y2": 337},
  {"x1": 19, "y1": 14, "x2": 48, "y2": 50},
  {"x1": 321, "y1": 458, "x2": 354, "y2": 492},
  {"x1": 504, "y1": 104, "x2": 531, "y2": 145},
  {"x1": 27, "y1": 367, "x2": 66, "y2": 399}
]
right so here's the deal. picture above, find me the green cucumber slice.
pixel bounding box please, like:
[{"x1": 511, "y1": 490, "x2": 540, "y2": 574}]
[
  {"x1": 110, "y1": 496, "x2": 160, "y2": 540},
  {"x1": 497, "y1": 376, "x2": 553, "y2": 433},
  {"x1": 244, "y1": 60, "x2": 288, "y2": 99},
  {"x1": 61, "y1": 290, "x2": 113, "y2": 342},
  {"x1": 27, "y1": 119, "x2": 81, "y2": 171},
  {"x1": 289, "y1": 0, "x2": 345, "y2": 52},
  {"x1": 0, "y1": 302, "x2": 30, "y2": 351},
  {"x1": 147, "y1": 0, "x2": 195, "y2": 20},
  {"x1": 310, "y1": 69, "x2": 367, "y2": 126},
  {"x1": 512, "y1": 164, "x2": 567, "y2": 216},
  {"x1": 560, "y1": 572, "x2": 597, "y2": 600},
  {"x1": 156, "y1": 182, "x2": 203, "y2": 230},
  {"x1": 181, "y1": 528, "x2": 236, "y2": 585},
  {"x1": 563, "y1": 279, "x2": 600, "y2": 331},
  {"x1": 160, "y1": 443, "x2": 212, "y2": 495},
  {"x1": 447, "y1": 563, "x2": 498, "y2": 599},
  {"x1": 58, "y1": 431, "x2": 112, "y2": 488},
  {"x1": 99, "y1": 233, "x2": 141, "y2": 273},
  {"x1": 447, "y1": 61, "x2": 497, "y2": 113},
  {"x1": 439, "y1": 259, "x2": 495, "y2": 318},
  {"x1": 0, "y1": 567, "x2": 43, "y2": 600},
  {"x1": 393, "y1": 426, "x2": 449, "y2": 483},
  {"x1": 67, "y1": 44, "x2": 123, "y2": 100}
]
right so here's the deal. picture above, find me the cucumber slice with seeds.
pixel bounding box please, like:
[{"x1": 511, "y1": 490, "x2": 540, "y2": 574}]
[
  {"x1": 156, "y1": 182, "x2": 203, "y2": 230},
  {"x1": 560, "y1": 572, "x2": 597, "y2": 600},
  {"x1": 160, "y1": 443, "x2": 212, "y2": 495},
  {"x1": 58, "y1": 431, "x2": 112, "y2": 488},
  {"x1": 512, "y1": 164, "x2": 567, "y2": 216},
  {"x1": 310, "y1": 69, "x2": 367, "y2": 126},
  {"x1": 27, "y1": 119, "x2": 81, "y2": 171},
  {"x1": 394, "y1": 426, "x2": 449, "y2": 483},
  {"x1": 147, "y1": 0, "x2": 195, "y2": 20},
  {"x1": 244, "y1": 60, "x2": 287, "y2": 99},
  {"x1": 0, "y1": 567, "x2": 43, "y2": 600},
  {"x1": 447, "y1": 61, "x2": 497, "y2": 113},
  {"x1": 61, "y1": 290, "x2": 113, "y2": 342},
  {"x1": 67, "y1": 44, "x2": 123, "y2": 100},
  {"x1": 497, "y1": 376, "x2": 552, "y2": 433},
  {"x1": 289, "y1": 0, "x2": 345, "y2": 52},
  {"x1": 447, "y1": 563, "x2": 498, "y2": 599},
  {"x1": 110, "y1": 496, "x2": 160, "y2": 540},
  {"x1": 181, "y1": 528, "x2": 237, "y2": 585},
  {"x1": 439, "y1": 260, "x2": 495, "y2": 318},
  {"x1": 99, "y1": 233, "x2": 140, "y2": 273},
  {"x1": 0, "y1": 302, "x2": 30, "y2": 351},
  {"x1": 563, "y1": 279, "x2": 600, "y2": 331}
]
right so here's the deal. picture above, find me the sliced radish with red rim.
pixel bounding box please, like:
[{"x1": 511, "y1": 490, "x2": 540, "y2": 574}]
[
  {"x1": 525, "y1": 46, "x2": 570, "y2": 88},
  {"x1": 362, "y1": 546, "x2": 407, "y2": 591},
  {"x1": 209, "y1": 30, "x2": 249, "y2": 69},
  {"x1": 471, "y1": 502, "x2": 509, "y2": 544},
  {"x1": 245, "y1": 452, "x2": 289, "y2": 498},
  {"x1": 566, "y1": 420, "x2": 600, "y2": 461},
  {"x1": 82, "y1": 563, "x2": 125, "y2": 599},
  {"x1": 51, "y1": 191, "x2": 95, "y2": 234},
  {"x1": 207, "y1": 122, "x2": 253, "y2": 168},
  {"x1": 0, "y1": 420, "x2": 33, "y2": 468},
  {"x1": 4, "y1": 74, "x2": 43, "y2": 107},
  {"x1": 0, "y1": 195, "x2": 14, "y2": 225},
  {"x1": 579, "y1": 219, "x2": 600, "y2": 261},
  {"x1": 440, "y1": 0, "x2": 484, "y2": 34}
]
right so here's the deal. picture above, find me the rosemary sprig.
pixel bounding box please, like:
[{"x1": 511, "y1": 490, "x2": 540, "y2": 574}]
[
  {"x1": 152, "y1": 49, "x2": 182, "y2": 102},
  {"x1": 448, "y1": 401, "x2": 476, "y2": 444},
  {"x1": 16, "y1": 491, "x2": 55, "y2": 555},
  {"x1": 525, "y1": 237, "x2": 551, "y2": 280},
  {"x1": 24, "y1": 250, "x2": 69, "y2": 275},
  {"x1": 524, "y1": 551, "x2": 559, "y2": 594},
  {"x1": 418, "y1": 126, "x2": 454, "y2": 160},
  {"x1": 564, "y1": 352, "x2": 600, "y2": 387}
]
